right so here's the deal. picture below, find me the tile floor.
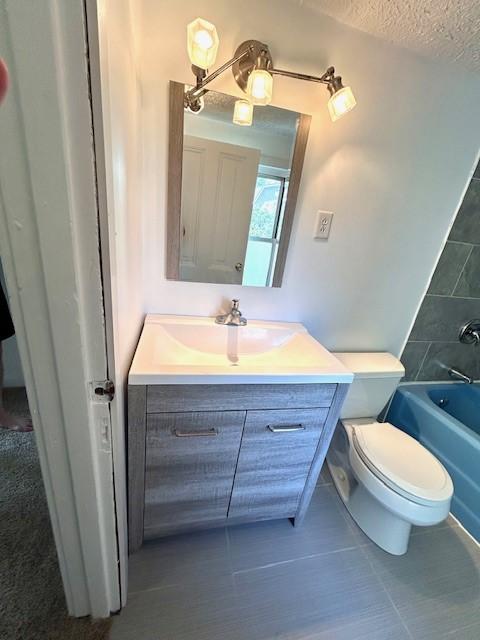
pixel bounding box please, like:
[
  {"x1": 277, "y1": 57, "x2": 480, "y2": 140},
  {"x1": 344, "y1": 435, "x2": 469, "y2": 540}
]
[{"x1": 111, "y1": 468, "x2": 480, "y2": 640}]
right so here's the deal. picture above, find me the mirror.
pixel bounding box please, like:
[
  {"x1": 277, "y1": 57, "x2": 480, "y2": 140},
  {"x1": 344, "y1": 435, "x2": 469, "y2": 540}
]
[{"x1": 167, "y1": 81, "x2": 311, "y2": 287}]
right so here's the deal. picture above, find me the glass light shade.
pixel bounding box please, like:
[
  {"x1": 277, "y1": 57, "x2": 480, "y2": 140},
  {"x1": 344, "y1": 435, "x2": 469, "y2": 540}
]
[
  {"x1": 328, "y1": 86, "x2": 357, "y2": 122},
  {"x1": 187, "y1": 18, "x2": 219, "y2": 70},
  {"x1": 233, "y1": 100, "x2": 253, "y2": 126},
  {"x1": 246, "y1": 69, "x2": 273, "y2": 106}
]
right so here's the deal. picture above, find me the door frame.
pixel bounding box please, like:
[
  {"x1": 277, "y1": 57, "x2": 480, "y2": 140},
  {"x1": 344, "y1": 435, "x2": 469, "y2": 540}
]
[{"x1": 0, "y1": 0, "x2": 123, "y2": 617}]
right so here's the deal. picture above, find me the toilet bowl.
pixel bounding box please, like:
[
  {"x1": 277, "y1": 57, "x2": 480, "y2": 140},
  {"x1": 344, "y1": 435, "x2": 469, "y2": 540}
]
[{"x1": 327, "y1": 353, "x2": 453, "y2": 555}]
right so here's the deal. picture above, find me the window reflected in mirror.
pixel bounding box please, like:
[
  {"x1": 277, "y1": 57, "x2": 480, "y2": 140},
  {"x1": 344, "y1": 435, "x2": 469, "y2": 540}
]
[{"x1": 244, "y1": 172, "x2": 289, "y2": 286}]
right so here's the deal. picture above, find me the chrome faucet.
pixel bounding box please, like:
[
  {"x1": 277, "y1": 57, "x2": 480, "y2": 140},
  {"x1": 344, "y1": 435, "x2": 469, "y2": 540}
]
[
  {"x1": 215, "y1": 299, "x2": 247, "y2": 326},
  {"x1": 448, "y1": 367, "x2": 474, "y2": 384}
]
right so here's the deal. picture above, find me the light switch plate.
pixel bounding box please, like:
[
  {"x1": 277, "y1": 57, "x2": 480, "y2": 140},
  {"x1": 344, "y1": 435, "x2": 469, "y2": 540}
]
[{"x1": 314, "y1": 210, "x2": 333, "y2": 239}]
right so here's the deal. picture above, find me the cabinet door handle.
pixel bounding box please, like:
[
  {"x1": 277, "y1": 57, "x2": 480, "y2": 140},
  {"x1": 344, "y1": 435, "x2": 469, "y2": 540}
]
[
  {"x1": 174, "y1": 428, "x2": 218, "y2": 437},
  {"x1": 267, "y1": 424, "x2": 305, "y2": 433}
]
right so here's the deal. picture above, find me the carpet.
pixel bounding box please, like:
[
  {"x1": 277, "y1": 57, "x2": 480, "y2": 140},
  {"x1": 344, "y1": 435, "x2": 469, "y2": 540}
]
[{"x1": 0, "y1": 388, "x2": 112, "y2": 640}]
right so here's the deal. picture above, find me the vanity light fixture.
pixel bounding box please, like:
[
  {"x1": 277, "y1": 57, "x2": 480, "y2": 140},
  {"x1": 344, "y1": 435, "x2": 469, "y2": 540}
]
[
  {"x1": 184, "y1": 19, "x2": 357, "y2": 123},
  {"x1": 233, "y1": 99, "x2": 254, "y2": 126}
]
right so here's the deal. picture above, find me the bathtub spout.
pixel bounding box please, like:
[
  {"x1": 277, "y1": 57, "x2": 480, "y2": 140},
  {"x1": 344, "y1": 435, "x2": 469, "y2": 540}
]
[{"x1": 448, "y1": 367, "x2": 474, "y2": 384}]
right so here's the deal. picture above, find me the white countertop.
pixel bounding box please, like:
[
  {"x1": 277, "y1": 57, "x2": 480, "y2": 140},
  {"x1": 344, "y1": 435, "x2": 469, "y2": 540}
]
[{"x1": 128, "y1": 314, "x2": 354, "y2": 386}]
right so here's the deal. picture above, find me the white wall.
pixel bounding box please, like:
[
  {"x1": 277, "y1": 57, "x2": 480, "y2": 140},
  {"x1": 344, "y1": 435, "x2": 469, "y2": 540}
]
[
  {"x1": 96, "y1": 0, "x2": 145, "y2": 381},
  {"x1": 137, "y1": 0, "x2": 480, "y2": 355}
]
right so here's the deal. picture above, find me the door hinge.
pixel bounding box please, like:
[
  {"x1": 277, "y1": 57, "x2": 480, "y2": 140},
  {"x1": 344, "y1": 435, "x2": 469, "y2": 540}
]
[{"x1": 92, "y1": 379, "x2": 115, "y2": 402}]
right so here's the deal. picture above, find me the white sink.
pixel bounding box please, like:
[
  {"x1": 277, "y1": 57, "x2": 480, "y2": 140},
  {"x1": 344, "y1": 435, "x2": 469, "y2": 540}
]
[{"x1": 128, "y1": 314, "x2": 353, "y2": 385}]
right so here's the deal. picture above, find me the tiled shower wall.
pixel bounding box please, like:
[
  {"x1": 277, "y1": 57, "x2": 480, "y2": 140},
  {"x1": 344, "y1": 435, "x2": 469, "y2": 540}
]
[{"x1": 401, "y1": 159, "x2": 480, "y2": 381}]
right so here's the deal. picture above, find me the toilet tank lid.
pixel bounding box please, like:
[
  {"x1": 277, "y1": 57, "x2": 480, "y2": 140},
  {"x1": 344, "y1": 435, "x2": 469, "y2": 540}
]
[{"x1": 332, "y1": 352, "x2": 405, "y2": 378}]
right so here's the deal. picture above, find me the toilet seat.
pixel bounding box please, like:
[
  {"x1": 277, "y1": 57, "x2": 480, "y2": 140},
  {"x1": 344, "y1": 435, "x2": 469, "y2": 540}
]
[{"x1": 346, "y1": 420, "x2": 453, "y2": 506}]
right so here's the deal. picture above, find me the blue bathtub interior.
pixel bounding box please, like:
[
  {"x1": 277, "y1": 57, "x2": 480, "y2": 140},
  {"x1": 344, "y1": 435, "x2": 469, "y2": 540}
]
[
  {"x1": 387, "y1": 383, "x2": 480, "y2": 543},
  {"x1": 427, "y1": 385, "x2": 480, "y2": 436}
]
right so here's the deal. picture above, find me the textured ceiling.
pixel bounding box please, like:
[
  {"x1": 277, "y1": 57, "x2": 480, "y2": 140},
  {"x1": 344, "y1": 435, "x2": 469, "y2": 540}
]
[{"x1": 294, "y1": 0, "x2": 480, "y2": 71}]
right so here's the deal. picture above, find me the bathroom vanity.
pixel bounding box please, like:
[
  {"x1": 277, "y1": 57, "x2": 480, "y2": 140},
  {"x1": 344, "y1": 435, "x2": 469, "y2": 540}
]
[{"x1": 127, "y1": 315, "x2": 352, "y2": 552}]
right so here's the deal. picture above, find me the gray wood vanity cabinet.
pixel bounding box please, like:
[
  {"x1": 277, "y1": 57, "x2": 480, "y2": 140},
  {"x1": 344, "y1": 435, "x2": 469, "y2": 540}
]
[{"x1": 128, "y1": 382, "x2": 348, "y2": 552}]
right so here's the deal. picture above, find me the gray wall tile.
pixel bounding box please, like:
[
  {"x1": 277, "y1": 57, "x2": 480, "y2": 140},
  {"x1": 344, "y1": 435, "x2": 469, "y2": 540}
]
[
  {"x1": 401, "y1": 341, "x2": 430, "y2": 381},
  {"x1": 449, "y1": 180, "x2": 480, "y2": 244},
  {"x1": 453, "y1": 245, "x2": 480, "y2": 298},
  {"x1": 402, "y1": 174, "x2": 480, "y2": 380},
  {"x1": 409, "y1": 295, "x2": 480, "y2": 342},
  {"x1": 416, "y1": 341, "x2": 480, "y2": 381},
  {"x1": 428, "y1": 242, "x2": 471, "y2": 295}
]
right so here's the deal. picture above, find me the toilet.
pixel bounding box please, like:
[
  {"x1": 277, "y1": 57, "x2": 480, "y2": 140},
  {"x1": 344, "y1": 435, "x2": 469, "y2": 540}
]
[{"x1": 327, "y1": 352, "x2": 453, "y2": 555}]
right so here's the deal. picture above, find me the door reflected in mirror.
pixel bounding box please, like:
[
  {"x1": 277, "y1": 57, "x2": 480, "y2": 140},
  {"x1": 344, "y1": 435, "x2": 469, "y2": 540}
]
[{"x1": 167, "y1": 82, "x2": 310, "y2": 288}]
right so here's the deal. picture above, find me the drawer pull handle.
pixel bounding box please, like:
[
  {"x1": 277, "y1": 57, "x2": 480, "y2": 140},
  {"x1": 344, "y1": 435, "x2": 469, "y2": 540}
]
[
  {"x1": 174, "y1": 428, "x2": 218, "y2": 437},
  {"x1": 267, "y1": 424, "x2": 305, "y2": 433}
]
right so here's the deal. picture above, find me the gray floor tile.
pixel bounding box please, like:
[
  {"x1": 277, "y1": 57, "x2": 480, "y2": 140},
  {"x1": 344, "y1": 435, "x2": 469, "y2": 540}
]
[
  {"x1": 292, "y1": 611, "x2": 411, "y2": 640},
  {"x1": 317, "y1": 464, "x2": 333, "y2": 486},
  {"x1": 361, "y1": 526, "x2": 480, "y2": 639},
  {"x1": 128, "y1": 527, "x2": 231, "y2": 593},
  {"x1": 113, "y1": 480, "x2": 480, "y2": 640},
  {"x1": 445, "y1": 620, "x2": 480, "y2": 639},
  {"x1": 110, "y1": 576, "x2": 241, "y2": 640},
  {"x1": 397, "y1": 586, "x2": 480, "y2": 640},
  {"x1": 363, "y1": 525, "x2": 480, "y2": 605},
  {"x1": 227, "y1": 486, "x2": 358, "y2": 572},
  {"x1": 113, "y1": 547, "x2": 409, "y2": 640},
  {"x1": 232, "y1": 548, "x2": 400, "y2": 639}
]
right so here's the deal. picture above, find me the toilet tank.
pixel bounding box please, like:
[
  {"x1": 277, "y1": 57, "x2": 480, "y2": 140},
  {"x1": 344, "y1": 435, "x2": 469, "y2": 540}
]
[{"x1": 333, "y1": 352, "x2": 405, "y2": 420}]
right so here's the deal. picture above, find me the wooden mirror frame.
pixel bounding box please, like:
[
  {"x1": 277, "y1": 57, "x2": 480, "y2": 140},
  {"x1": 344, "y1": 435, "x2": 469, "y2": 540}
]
[{"x1": 166, "y1": 80, "x2": 311, "y2": 287}]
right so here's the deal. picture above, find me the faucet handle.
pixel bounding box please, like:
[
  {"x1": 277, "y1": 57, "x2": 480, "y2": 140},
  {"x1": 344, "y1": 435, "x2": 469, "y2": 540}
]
[{"x1": 459, "y1": 319, "x2": 480, "y2": 345}]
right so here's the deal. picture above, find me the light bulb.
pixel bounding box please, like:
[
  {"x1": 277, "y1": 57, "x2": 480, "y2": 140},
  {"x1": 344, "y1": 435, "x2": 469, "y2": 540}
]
[
  {"x1": 328, "y1": 86, "x2": 356, "y2": 122},
  {"x1": 246, "y1": 69, "x2": 273, "y2": 106},
  {"x1": 233, "y1": 100, "x2": 253, "y2": 126},
  {"x1": 187, "y1": 18, "x2": 219, "y2": 70},
  {"x1": 194, "y1": 30, "x2": 213, "y2": 50}
]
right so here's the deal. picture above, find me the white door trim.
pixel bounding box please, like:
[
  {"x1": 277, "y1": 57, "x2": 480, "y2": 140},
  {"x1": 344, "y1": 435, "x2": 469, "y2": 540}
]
[
  {"x1": 0, "y1": 0, "x2": 121, "y2": 617},
  {"x1": 84, "y1": 0, "x2": 129, "y2": 607}
]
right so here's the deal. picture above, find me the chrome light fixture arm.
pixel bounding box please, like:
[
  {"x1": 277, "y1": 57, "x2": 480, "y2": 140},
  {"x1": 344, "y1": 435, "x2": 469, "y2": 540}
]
[
  {"x1": 185, "y1": 44, "x2": 336, "y2": 106},
  {"x1": 184, "y1": 45, "x2": 255, "y2": 110},
  {"x1": 270, "y1": 65, "x2": 335, "y2": 86}
]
